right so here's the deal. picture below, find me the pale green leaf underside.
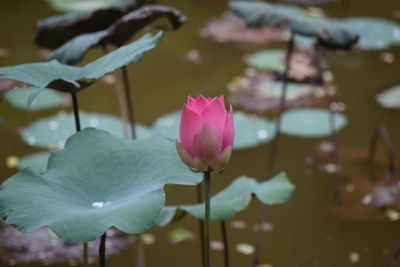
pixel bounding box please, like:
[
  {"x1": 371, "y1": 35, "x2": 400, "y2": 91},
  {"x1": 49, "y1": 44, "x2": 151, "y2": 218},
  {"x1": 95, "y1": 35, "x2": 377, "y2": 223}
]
[
  {"x1": 156, "y1": 172, "x2": 295, "y2": 225},
  {"x1": 0, "y1": 32, "x2": 163, "y2": 93},
  {"x1": 17, "y1": 152, "x2": 51, "y2": 173},
  {"x1": 152, "y1": 111, "x2": 276, "y2": 150},
  {"x1": 0, "y1": 128, "x2": 202, "y2": 242},
  {"x1": 21, "y1": 112, "x2": 153, "y2": 149},
  {"x1": 281, "y1": 108, "x2": 348, "y2": 138},
  {"x1": 376, "y1": 84, "x2": 400, "y2": 109}
]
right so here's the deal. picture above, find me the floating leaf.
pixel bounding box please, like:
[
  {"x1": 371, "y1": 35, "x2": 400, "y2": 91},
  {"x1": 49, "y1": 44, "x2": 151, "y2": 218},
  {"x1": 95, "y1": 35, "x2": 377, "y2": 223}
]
[
  {"x1": 254, "y1": 172, "x2": 295, "y2": 205},
  {"x1": 336, "y1": 17, "x2": 400, "y2": 50},
  {"x1": 17, "y1": 152, "x2": 51, "y2": 173},
  {"x1": 230, "y1": 1, "x2": 358, "y2": 49},
  {"x1": 47, "y1": 0, "x2": 131, "y2": 12},
  {"x1": 6, "y1": 156, "x2": 19, "y2": 169},
  {"x1": 229, "y1": 71, "x2": 332, "y2": 113},
  {"x1": 246, "y1": 49, "x2": 285, "y2": 72},
  {"x1": 282, "y1": 0, "x2": 340, "y2": 4},
  {"x1": 376, "y1": 84, "x2": 400, "y2": 109},
  {"x1": 0, "y1": 225, "x2": 134, "y2": 265},
  {"x1": 21, "y1": 111, "x2": 153, "y2": 150},
  {"x1": 35, "y1": 1, "x2": 145, "y2": 49},
  {"x1": 281, "y1": 108, "x2": 347, "y2": 137},
  {"x1": 202, "y1": 12, "x2": 283, "y2": 46},
  {"x1": 0, "y1": 32, "x2": 163, "y2": 93},
  {"x1": 152, "y1": 110, "x2": 276, "y2": 150},
  {"x1": 157, "y1": 173, "x2": 295, "y2": 225},
  {"x1": 0, "y1": 128, "x2": 202, "y2": 242},
  {"x1": 50, "y1": 6, "x2": 185, "y2": 65},
  {"x1": 236, "y1": 243, "x2": 255, "y2": 255},
  {"x1": 4, "y1": 87, "x2": 68, "y2": 111},
  {"x1": 349, "y1": 252, "x2": 360, "y2": 263}
]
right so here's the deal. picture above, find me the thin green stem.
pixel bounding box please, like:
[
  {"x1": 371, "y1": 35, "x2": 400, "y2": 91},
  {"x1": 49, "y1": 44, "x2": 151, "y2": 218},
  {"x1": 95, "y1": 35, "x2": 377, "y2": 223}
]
[
  {"x1": 196, "y1": 183, "x2": 206, "y2": 267},
  {"x1": 204, "y1": 171, "x2": 211, "y2": 267},
  {"x1": 121, "y1": 65, "x2": 136, "y2": 139},
  {"x1": 253, "y1": 31, "x2": 296, "y2": 267},
  {"x1": 71, "y1": 92, "x2": 81, "y2": 132},
  {"x1": 99, "y1": 232, "x2": 107, "y2": 267},
  {"x1": 135, "y1": 235, "x2": 146, "y2": 267},
  {"x1": 221, "y1": 221, "x2": 230, "y2": 267},
  {"x1": 83, "y1": 242, "x2": 89, "y2": 266}
]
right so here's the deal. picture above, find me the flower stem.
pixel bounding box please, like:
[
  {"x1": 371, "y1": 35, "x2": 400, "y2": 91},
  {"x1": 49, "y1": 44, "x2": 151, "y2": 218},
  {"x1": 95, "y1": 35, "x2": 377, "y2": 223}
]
[
  {"x1": 221, "y1": 220, "x2": 230, "y2": 267},
  {"x1": 83, "y1": 242, "x2": 89, "y2": 266},
  {"x1": 121, "y1": 65, "x2": 137, "y2": 139},
  {"x1": 71, "y1": 92, "x2": 81, "y2": 132},
  {"x1": 253, "y1": 31, "x2": 296, "y2": 267},
  {"x1": 99, "y1": 232, "x2": 107, "y2": 267},
  {"x1": 204, "y1": 171, "x2": 211, "y2": 267},
  {"x1": 196, "y1": 183, "x2": 206, "y2": 267}
]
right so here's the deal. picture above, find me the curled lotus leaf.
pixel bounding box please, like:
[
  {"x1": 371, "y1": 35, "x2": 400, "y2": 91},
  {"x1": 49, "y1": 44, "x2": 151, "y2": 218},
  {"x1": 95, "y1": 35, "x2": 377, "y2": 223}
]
[
  {"x1": 230, "y1": 1, "x2": 359, "y2": 49},
  {"x1": 0, "y1": 32, "x2": 163, "y2": 93},
  {"x1": 50, "y1": 5, "x2": 186, "y2": 65},
  {"x1": 17, "y1": 152, "x2": 51, "y2": 174},
  {"x1": 156, "y1": 172, "x2": 295, "y2": 225},
  {"x1": 35, "y1": 0, "x2": 145, "y2": 49},
  {"x1": 0, "y1": 128, "x2": 202, "y2": 242}
]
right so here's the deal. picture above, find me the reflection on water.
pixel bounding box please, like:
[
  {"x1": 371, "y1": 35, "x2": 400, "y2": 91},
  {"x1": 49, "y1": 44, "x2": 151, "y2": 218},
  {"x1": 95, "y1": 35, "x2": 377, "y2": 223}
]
[{"x1": 1, "y1": 0, "x2": 400, "y2": 266}]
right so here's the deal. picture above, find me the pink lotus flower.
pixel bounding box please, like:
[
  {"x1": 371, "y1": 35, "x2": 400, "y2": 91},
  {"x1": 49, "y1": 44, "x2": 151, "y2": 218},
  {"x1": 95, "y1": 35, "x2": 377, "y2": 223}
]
[{"x1": 176, "y1": 95, "x2": 234, "y2": 173}]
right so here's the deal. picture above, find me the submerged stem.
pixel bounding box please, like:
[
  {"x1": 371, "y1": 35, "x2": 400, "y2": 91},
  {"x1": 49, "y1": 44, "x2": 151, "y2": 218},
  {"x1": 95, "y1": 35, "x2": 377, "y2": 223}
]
[
  {"x1": 196, "y1": 183, "x2": 206, "y2": 267},
  {"x1": 71, "y1": 92, "x2": 81, "y2": 132},
  {"x1": 204, "y1": 171, "x2": 211, "y2": 267},
  {"x1": 221, "y1": 221, "x2": 230, "y2": 267},
  {"x1": 121, "y1": 65, "x2": 136, "y2": 139},
  {"x1": 99, "y1": 232, "x2": 107, "y2": 267},
  {"x1": 253, "y1": 32, "x2": 296, "y2": 267},
  {"x1": 83, "y1": 242, "x2": 89, "y2": 266}
]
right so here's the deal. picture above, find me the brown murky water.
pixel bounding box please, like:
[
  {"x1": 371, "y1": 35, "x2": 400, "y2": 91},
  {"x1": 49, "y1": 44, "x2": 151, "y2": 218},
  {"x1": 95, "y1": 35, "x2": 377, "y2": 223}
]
[{"x1": 1, "y1": 0, "x2": 400, "y2": 266}]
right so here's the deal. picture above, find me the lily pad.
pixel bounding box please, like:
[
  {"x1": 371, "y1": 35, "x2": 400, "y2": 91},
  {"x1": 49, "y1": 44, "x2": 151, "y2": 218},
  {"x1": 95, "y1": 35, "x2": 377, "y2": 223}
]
[
  {"x1": 21, "y1": 111, "x2": 153, "y2": 150},
  {"x1": 202, "y1": 12, "x2": 283, "y2": 46},
  {"x1": 152, "y1": 110, "x2": 276, "y2": 150},
  {"x1": 47, "y1": 0, "x2": 131, "y2": 12},
  {"x1": 50, "y1": 5, "x2": 186, "y2": 65},
  {"x1": 0, "y1": 31, "x2": 163, "y2": 94},
  {"x1": 0, "y1": 128, "x2": 202, "y2": 242},
  {"x1": 376, "y1": 84, "x2": 400, "y2": 109},
  {"x1": 4, "y1": 87, "x2": 68, "y2": 111},
  {"x1": 17, "y1": 152, "x2": 51, "y2": 173},
  {"x1": 245, "y1": 46, "x2": 324, "y2": 82},
  {"x1": 35, "y1": 1, "x2": 145, "y2": 49},
  {"x1": 228, "y1": 70, "x2": 332, "y2": 113},
  {"x1": 157, "y1": 173, "x2": 294, "y2": 225},
  {"x1": 281, "y1": 108, "x2": 347, "y2": 137},
  {"x1": 230, "y1": 1, "x2": 359, "y2": 49}
]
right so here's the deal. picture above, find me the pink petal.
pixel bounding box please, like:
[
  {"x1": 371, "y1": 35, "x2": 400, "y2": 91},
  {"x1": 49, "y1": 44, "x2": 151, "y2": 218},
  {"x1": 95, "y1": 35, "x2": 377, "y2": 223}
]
[
  {"x1": 179, "y1": 105, "x2": 204, "y2": 156},
  {"x1": 212, "y1": 146, "x2": 232, "y2": 172},
  {"x1": 201, "y1": 97, "x2": 227, "y2": 137},
  {"x1": 188, "y1": 95, "x2": 209, "y2": 113},
  {"x1": 187, "y1": 96, "x2": 195, "y2": 106},
  {"x1": 222, "y1": 105, "x2": 234, "y2": 150},
  {"x1": 218, "y1": 95, "x2": 225, "y2": 105},
  {"x1": 176, "y1": 140, "x2": 194, "y2": 168},
  {"x1": 193, "y1": 122, "x2": 223, "y2": 169}
]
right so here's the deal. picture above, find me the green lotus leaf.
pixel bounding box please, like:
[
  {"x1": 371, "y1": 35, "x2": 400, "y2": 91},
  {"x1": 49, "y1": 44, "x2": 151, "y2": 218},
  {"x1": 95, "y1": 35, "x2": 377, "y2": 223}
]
[
  {"x1": 245, "y1": 49, "x2": 285, "y2": 72},
  {"x1": 281, "y1": 108, "x2": 347, "y2": 137},
  {"x1": 35, "y1": 1, "x2": 145, "y2": 49},
  {"x1": 21, "y1": 111, "x2": 153, "y2": 150},
  {"x1": 157, "y1": 173, "x2": 295, "y2": 225},
  {"x1": 0, "y1": 128, "x2": 202, "y2": 242},
  {"x1": 4, "y1": 87, "x2": 68, "y2": 111},
  {"x1": 376, "y1": 84, "x2": 400, "y2": 109},
  {"x1": 152, "y1": 111, "x2": 276, "y2": 150},
  {"x1": 254, "y1": 172, "x2": 295, "y2": 204},
  {"x1": 0, "y1": 32, "x2": 163, "y2": 93},
  {"x1": 50, "y1": 5, "x2": 185, "y2": 65},
  {"x1": 17, "y1": 152, "x2": 51, "y2": 173},
  {"x1": 230, "y1": 1, "x2": 358, "y2": 49},
  {"x1": 47, "y1": 0, "x2": 132, "y2": 12}
]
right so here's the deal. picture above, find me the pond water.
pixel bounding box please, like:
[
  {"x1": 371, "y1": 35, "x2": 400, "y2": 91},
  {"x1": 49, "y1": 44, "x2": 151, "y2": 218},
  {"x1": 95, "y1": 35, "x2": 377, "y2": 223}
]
[{"x1": 1, "y1": 0, "x2": 400, "y2": 266}]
